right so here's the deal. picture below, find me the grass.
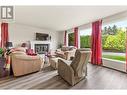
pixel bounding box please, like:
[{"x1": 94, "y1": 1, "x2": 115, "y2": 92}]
[{"x1": 102, "y1": 55, "x2": 126, "y2": 61}]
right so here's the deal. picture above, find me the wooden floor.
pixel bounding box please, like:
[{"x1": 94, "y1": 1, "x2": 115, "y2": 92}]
[{"x1": 0, "y1": 63, "x2": 127, "y2": 89}]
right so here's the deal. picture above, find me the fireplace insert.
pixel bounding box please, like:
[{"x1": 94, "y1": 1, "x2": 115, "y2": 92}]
[{"x1": 35, "y1": 44, "x2": 49, "y2": 54}]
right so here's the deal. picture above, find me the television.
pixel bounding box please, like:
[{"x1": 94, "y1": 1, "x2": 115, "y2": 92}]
[{"x1": 36, "y1": 33, "x2": 49, "y2": 41}]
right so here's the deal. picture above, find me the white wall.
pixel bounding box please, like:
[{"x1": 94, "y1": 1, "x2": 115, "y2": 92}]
[
  {"x1": 103, "y1": 10, "x2": 127, "y2": 25},
  {"x1": 8, "y1": 23, "x2": 59, "y2": 50}
]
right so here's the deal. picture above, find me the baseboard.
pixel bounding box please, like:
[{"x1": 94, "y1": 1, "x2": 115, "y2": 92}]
[{"x1": 102, "y1": 58, "x2": 126, "y2": 72}]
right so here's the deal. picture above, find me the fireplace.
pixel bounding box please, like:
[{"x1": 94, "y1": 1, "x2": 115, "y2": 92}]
[
  {"x1": 35, "y1": 44, "x2": 49, "y2": 54},
  {"x1": 29, "y1": 41, "x2": 51, "y2": 55}
]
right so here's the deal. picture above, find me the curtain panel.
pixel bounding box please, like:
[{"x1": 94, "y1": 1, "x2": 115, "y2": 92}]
[
  {"x1": 91, "y1": 20, "x2": 102, "y2": 65},
  {"x1": 74, "y1": 27, "x2": 78, "y2": 48},
  {"x1": 1, "y1": 23, "x2": 9, "y2": 48},
  {"x1": 64, "y1": 31, "x2": 67, "y2": 46}
]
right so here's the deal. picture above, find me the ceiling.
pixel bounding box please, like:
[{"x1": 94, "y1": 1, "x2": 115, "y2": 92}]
[{"x1": 14, "y1": 6, "x2": 127, "y2": 31}]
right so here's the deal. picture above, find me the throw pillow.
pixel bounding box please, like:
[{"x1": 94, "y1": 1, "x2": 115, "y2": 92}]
[{"x1": 26, "y1": 49, "x2": 37, "y2": 56}]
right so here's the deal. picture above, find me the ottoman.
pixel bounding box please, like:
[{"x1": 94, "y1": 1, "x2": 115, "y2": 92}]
[{"x1": 49, "y1": 57, "x2": 62, "y2": 69}]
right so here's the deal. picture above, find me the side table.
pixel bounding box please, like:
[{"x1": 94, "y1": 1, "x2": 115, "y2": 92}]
[
  {"x1": 0, "y1": 57, "x2": 13, "y2": 78},
  {"x1": 0, "y1": 57, "x2": 11, "y2": 78}
]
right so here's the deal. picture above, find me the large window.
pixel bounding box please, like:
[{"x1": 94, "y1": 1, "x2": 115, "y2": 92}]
[
  {"x1": 0, "y1": 22, "x2": 1, "y2": 41},
  {"x1": 80, "y1": 28, "x2": 92, "y2": 48},
  {"x1": 102, "y1": 20, "x2": 126, "y2": 62},
  {"x1": 68, "y1": 32, "x2": 74, "y2": 46}
]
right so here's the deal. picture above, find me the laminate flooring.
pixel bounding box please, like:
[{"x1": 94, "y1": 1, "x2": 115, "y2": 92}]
[{"x1": 0, "y1": 63, "x2": 127, "y2": 89}]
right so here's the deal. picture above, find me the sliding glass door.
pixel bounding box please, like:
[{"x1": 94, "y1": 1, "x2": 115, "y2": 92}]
[
  {"x1": 102, "y1": 20, "x2": 126, "y2": 61},
  {"x1": 68, "y1": 32, "x2": 74, "y2": 46},
  {"x1": 102, "y1": 20, "x2": 127, "y2": 71},
  {"x1": 80, "y1": 28, "x2": 92, "y2": 49}
]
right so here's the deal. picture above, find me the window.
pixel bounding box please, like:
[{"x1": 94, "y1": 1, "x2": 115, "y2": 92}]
[
  {"x1": 102, "y1": 20, "x2": 126, "y2": 62},
  {"x1": 68, "y1": 32, "x2": 74, "y2": 46},
  {"x1": 0, "y1": 22, "x2": 1, "y2": 41},
  {"x1": 80, "y1": 28, "x2": 92, "y2": 48}
]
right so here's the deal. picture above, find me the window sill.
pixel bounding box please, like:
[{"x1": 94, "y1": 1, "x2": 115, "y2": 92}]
[{"x1": 102, "y1": 58, "x2": 126, "y2": 72}]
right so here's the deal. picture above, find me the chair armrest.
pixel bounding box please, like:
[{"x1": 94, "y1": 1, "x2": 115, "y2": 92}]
[
  {"x1": 64, "y1": 51, "x2": 75, "y2": 60},
  {"x1": 58, "y1": 59, "x2": 74, "y2": 78},
  {"x1": 55, "y1": 51, "x2": 65, "y2": 59},
  {"x1": 64, "y1": 50, "x2": 73, "y2": 53},
  {"x1": 56, "y1": 49, "x2": 61, "y2": 52}
]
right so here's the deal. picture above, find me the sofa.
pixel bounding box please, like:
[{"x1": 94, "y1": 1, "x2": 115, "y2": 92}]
[
  {"x1": 10, "y1": 47, "x2": 43, "y2": 77},
  {"x1": 58, "y1": 49, "x2": 91, "y2": 86},
  {"x1": 55, "y1": 46, "x2": 77, "y2": 60}
]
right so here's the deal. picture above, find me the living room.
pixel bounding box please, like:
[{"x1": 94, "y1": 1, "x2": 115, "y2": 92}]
[{"x1": 1, "y1": 2, "x2": 127, "y2": 93}]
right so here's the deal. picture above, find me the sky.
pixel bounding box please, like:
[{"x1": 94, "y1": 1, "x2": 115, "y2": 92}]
[{"x1": 80, "y1": 20, "x2": 127, "y2": 36}]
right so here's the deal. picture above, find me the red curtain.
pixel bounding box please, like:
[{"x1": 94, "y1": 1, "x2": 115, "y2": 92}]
[
  {"x1": 91, "y1": 20, "x2": 102, "y2": 65},
  {"x1": 74, "y1": 27, "x2": 78, "y2": 48},
  {"x1": 64, "y1": 31, "x2": 67, "y2": 46},
  {"x1": 1, "y1": 23, "x2": 9, "y2": 48}
]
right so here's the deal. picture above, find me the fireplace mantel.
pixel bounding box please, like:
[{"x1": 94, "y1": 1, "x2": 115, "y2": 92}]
[{"x1": 29, "y1": 41, "x2": 51, "y2": 54}]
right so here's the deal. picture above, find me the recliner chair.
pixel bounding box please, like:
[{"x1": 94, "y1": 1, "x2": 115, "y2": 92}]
[{"x1": 58, "y1": 49, "x2": 91, "y2": 86}]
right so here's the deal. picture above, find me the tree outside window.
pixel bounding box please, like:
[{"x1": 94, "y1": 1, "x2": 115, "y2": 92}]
[
  {"x1": 68, "y1": 33, "x2": 74, "y2": 46},
  {"x1": 102, "y1": 20, "x2": 126, "y2": 62}
]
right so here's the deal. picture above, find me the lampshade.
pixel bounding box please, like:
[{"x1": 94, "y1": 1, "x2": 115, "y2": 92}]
[{"x1": 6, "y1": 42, "x2": 13, "y2": 48}]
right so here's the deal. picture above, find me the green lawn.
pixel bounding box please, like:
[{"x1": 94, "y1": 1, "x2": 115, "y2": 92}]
[{"x1": 102, "y1": 55, "x2": 126, "y2": 61}]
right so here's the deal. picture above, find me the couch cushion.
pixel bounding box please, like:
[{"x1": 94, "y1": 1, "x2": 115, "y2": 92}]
[
  {"x1": 61, "y1": 46, "x2": 76, "y2": 51},
  {"x1": 11, "y1": 51, "x2": 26, "y2": 55},
  {"x1": 78, "y1": 48, "x2": 91, "y2": 51},
  {"x1": 12, "y1": 47, "x2": 26, "y2": 52},
  {"x1": 13, "y1": 54, "x2": 40, "y2": 60},
  {"x1": 61, "y1": 46, "x2": 69, "y2": 51}
]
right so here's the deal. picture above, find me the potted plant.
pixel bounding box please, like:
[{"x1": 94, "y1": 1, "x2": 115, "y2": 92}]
[{"x1": 58, "y1": 43, "x2": 63, "y2": 48}]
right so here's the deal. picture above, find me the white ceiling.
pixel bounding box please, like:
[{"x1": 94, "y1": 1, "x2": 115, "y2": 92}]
[{"x1": 14, "y1": 6, "x2": 127, "y2": 31}]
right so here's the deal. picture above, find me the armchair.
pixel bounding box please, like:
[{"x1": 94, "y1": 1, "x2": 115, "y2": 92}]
[
  {"x1": 55, "y1": 46, "x2": 76, "y2": 60},
  {"x1": 58, "y1": 49, "x2": 91, "y2": 86},
  {"x1": 9, "y1": 47, "x2": 43, "y2": 77}
]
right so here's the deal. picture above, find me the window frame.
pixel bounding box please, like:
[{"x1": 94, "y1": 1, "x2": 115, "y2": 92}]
[
  {"x1": 79, "y1": 27, "x2": 92, "y2": 48},
  {"x1": 67, "y1": 29, "x2": 74, "y2": 47}
]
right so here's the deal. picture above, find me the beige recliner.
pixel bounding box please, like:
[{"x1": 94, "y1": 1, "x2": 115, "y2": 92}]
[
  {"x1": 10, "y1": 48, "x2": 43, "y2": 77},
  {"x1": 58, "y1": 49, "x2": 91, "y2": 86}
]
